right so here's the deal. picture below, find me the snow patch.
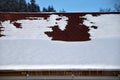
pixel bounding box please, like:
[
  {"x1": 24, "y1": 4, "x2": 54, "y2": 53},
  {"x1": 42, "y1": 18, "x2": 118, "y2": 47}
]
[
  {"x1": 0, "y1": 14, "x2": 68, "y2": 39},
  {"x1": 83, "y1": 14, "x2": 120, "y2": 39},
  {"x1": 47, "y1": 14, "x2": 68, "y2": 30}
]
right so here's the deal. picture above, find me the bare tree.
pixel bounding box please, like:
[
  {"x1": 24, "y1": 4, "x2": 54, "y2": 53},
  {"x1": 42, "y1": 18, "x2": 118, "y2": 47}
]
[
  {"x1": 100, "y1": 2, "x2": 120, "y2": 12},
  {"x1": 100, "y1": 8, "x2": 111, "y2": 12},
  {"x1": 114, "y1": 3, "x2": 120, "y2": 12}
]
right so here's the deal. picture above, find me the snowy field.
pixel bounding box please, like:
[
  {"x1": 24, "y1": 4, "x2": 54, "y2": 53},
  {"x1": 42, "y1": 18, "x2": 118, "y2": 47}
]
[{"x1": 0, "y1": 13, "x2": 120, "y2": 70}]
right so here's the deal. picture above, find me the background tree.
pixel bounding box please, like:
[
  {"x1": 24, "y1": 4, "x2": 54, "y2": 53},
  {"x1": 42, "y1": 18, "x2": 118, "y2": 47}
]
[
  {"x1": 28, "y1": 0, "x2": 40, "y2": 12},
  {"x1": 114, "y1": 3, "x2": 120, "y2": 12},
  {"x1": 0, "y1": 0, "x2": 5, "y2": 12},
  {"x1": 100, "y1": 2, "x2": 120, "y2": 12},
  {"x1": 0, "y1": 0, "x2": 19, "y2": 12},
  {"x1": 99, "y1": 8, "x2": 111, "y2": 12},
  {"x1": 47, "y1": 5, "x2": 56, "y2": 12},
  {"x1": 42, "y1": 5, "x2": 56, "y2": 12},
  {"x1": 42, "y1": 7, "x2": 48, "y2": 12},
  {"x1": 0, "y1": 0, "x2": 60, "y2": 12},
  {"x1": 59, "y1": 9, "x2": 66, "y2": 12},
  {"x1": 18, "y1": 0, "x2": 27, "y2": 12}
]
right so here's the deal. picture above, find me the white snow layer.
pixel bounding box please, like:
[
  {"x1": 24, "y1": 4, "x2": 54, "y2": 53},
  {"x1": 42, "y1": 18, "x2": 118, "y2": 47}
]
[
  {"x1": 0, "y1": 38, "x2": 120, "y2": 70},
  {"x1": 0, "y1": 65, "x2": 120, "y2": 70},
  {"x1": 83, "y1": 14, "x2": 120, "y2": 39}
]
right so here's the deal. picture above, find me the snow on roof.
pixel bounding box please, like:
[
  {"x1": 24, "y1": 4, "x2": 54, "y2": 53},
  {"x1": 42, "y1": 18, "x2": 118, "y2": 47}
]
[
  {"x1": 83, "y1": 14, "x2": 120, "y2": 39},
  {"x1": 0, "y1": 12, "x2": 120, "y2": 70},
  {"x1": 0, "y1": 65, "x2": 120, "y2": 71},
  {"x1": 0, "y1": 14, "x2": 68, "y2": 39}
]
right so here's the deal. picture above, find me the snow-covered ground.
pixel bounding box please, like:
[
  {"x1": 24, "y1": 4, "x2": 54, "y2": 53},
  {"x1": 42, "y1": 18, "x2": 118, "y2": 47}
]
[{"x1": 0, "y1": 14, "x2": 120, "y2": 70}]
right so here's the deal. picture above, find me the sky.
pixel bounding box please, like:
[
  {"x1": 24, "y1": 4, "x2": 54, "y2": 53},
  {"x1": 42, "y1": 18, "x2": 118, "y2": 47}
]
[{"x1": 27, "y1": 0, "x2": 119, "y2": 12}]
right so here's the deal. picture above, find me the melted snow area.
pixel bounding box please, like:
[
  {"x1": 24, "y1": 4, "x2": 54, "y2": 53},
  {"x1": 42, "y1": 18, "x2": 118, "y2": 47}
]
[
  {"x1": 0, "y1": 14, "x2": 120, "y2": 70},
  {"x1": 1, "y1": 14, "x2": 68, "y2": 39}
]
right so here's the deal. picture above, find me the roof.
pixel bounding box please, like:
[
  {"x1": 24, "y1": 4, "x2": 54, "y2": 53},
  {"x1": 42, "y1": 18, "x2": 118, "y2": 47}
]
[{"x1": 0, "y1": 12, "x2": 120, "y2": 70}]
